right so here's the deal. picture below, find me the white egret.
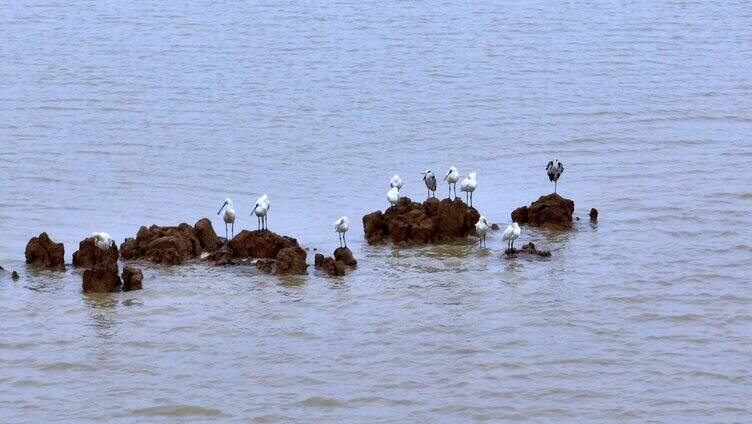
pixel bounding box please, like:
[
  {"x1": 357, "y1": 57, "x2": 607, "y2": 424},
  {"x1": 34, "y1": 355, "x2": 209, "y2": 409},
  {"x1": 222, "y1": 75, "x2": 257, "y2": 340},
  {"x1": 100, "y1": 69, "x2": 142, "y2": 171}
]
[
  {"x1": 443, "y1": 166, "x2": 459, "y2": 199},
  {"x1": 546, "y1": 158, "x2": 564, "y2": 194},
  {"x1": 460, "y1": 172, "x2": 478, "y2": 206},
  {"x1": 390, "y1": 174, "x2": 403, "y2": 191},
  {"x1": 502, "y1": 222, "x2": 521, "y2": 250},
  {"x1": 252, "y1": 194, "x2": 270, "y2": 230},
  {"x1": 91, "y1": 232, "x2": 114, "y2": 250},
  {"x1": 422, "y1": 170, "x2": 437, "y2": 199},
  {"x1": 387, "y1": 186, "x2": 400, "y2": 206},
  {"x1": 475, "y1": 215, "x2": 490, "y2": 247},
  {"x1": 333, "y1": 216, "x2": 349, "y2": 248},
  {"x1": 216, "y1": 198, "x2": 237, "y2": 239}
]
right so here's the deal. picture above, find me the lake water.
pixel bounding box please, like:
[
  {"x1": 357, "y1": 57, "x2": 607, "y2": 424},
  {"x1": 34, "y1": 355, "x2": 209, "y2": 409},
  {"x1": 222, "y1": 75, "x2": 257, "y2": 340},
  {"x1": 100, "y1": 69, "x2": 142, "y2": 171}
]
[{"x1": 1, "y1": 1, "x2": 751, "y2": 422}]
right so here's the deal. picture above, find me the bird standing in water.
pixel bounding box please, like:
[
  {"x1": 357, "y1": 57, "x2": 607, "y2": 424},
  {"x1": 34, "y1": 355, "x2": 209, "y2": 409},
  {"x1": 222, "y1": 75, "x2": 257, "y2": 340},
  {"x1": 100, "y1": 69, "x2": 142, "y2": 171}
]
[
  {"x1": 460, "y1": 172, "x2": 478, "y2": 206},
  {"x1": 422, "y1": 170, "x2": 437, "y2": 199},
  {"x1": 217, "y1": 198, "x2": 236, "y2": 239},
  {"x1": 252, "y1": 194, "x2": 270, "y2": 230},
  {"x1": 475, "y1": 216, "x2": 490, "y2": 248},
  {"x1": 333, "y1": 216, "x2": 349, "y2": 248},
  {"x1": 443, "y1": 166, "x2": 459, "y2": 199},
  {"x1": 546, "y1": 158, "x2": 564, "y2": 194},
  {"x1": 502, "y1": 222, "x2": 521, "y2": 250}
]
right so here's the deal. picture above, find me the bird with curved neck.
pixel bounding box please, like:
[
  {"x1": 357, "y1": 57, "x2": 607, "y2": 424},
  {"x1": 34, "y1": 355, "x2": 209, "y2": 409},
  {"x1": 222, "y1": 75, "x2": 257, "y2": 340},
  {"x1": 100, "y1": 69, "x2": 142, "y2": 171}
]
[{"x1": 443, "y1": 166, "x2": 459, "y2": 199}]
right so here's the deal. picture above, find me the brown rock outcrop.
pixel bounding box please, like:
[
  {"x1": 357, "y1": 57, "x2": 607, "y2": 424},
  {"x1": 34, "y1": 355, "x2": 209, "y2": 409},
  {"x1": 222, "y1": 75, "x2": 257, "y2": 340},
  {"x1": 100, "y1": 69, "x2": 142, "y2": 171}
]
[
  {"x1": 322, "y1": 257, "x2": 346, "y2": 276},
  {"x1": 193, "y1": 218, "x2": 220, "y2": 252},
  {"x1": 24, "y1": 232, "x2": 66, "y2": 271},
  {"x1": 82, "y1": 264, "x2": 122, "y2": 293},
  {"x1": 511, "y1": 194, "x2": 574, "y2": 230},
  {"x1": 362, "y1": 197, "x2": 480, "y2": 245},
  {"x1": 314, "y1": 253, "x2": 325, "y2": 267},
  {"x1": 72, "y1": 237, "x2": 118, "y2": 268},
  {"x1": 590, "y1": 208, "x2": 598, "y2": 222},
  {"x1": 121, "y1": 266, "x2": 143, "y2": 291},
  {"x1": 255, "y1": 259, "x2": 275, "y2": 273},
  {"x1": 206, "y1": 244, "x2": 235, "y2": 266},
  {"x1": 229, "y1": 230, "x2": 298, "y2": 259},
  {"x1": 119, "y1": 224, "x2": 202, "y2": 265},
  {"x1": 333, "y1": 247, "x2": 357, "y2": 267},
  {"x1": 274, "y1": 246, "x2": 308, "y2": 275}
]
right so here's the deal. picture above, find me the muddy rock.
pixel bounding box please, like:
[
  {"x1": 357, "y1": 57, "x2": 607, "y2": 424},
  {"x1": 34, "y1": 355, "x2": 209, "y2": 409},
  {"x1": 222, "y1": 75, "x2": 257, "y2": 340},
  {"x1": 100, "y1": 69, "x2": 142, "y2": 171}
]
[
  {"x1": 274, "y1": 246, "x2": 308, "y2": 275},
  {"x1": 206, "y1": 244, "x2": 235, "y2": 266},
  {"x1": 362, "y1": 197, "x2": 480, "y2": 245},
  {"x1": 72, "y1": 237, "x2": 119, "y2": 268},
  {"x1": 511, "y1": 194, "x2": 574, "y2": 230},
  {"x1": 121, "y1": 266, "x2": 143, "y2": 291},
  {"x1": 504, "y1": 242, "x2": 551, "y2": 258},
  {"x1": 120, "y1": 224, "x2": 202, "y2": 265},
  {"x1": 24, "y1": 232, "x2": 66, "y2": 271},
  {"x1": 333, "y1": 247, "x2": 357, "y2": 267},
  {"x1": 590, "y1": 208, "x2": 599, "y2": 222},
  {"x1": 193, "y1": 218, "x2": 220, "y2": 252},
  {"x1": 229, "y1": 230, "x2": 298, "y2": 259},
  {"x1": 82, "y1": 263, "x2": 122, "y2": 293},
  {"x1": 255, "y1": 259, "x2": 276, "y2": 273},
  {"x1": 119, "y1": 238, "x2": 138, "y2": 260},
  {"x1": 322, "y1": 257, "x2": 347, "y2": 276}
]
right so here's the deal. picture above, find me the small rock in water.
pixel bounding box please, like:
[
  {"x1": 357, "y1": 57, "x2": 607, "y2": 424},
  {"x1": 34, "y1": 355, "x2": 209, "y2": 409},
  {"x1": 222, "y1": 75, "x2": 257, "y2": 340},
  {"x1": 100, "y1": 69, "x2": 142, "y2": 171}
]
[
  {"x1": 274, "y1": 246, "x2": 308, "y2": 275},
  {"x1": 82, "y1": 263, "x2": 122, "y2": 293},
  {"x1": 504, "y1": 242, "x2": 551, "y2": 258},
  {"x1": 122, "y1": 266, "x2": 143, "y2": 291},
  {"x1": 590, "y1": 208, "x2": 599, "y2": 222},
  {"x1": 333, "y1": 247, "x2": 357, "y2": 267},
  {"x1": 491, "y1": 223, "x2": 500, "y2": 231},
  {"x1": 25, "y1": 232, "x2": 66, "y2": 271},
  {"x1": 511, "y1": 194, "x2": 575, "y2": 230},
  {"x1": 314, "y1": 253, "x2": 325, "y2": 268},
  {"x1": 0, "y1": 265, "x2": 4, "y2": 271},
  {"x1": 12, "y1": 271, "x2": 19, "y2": 280}
]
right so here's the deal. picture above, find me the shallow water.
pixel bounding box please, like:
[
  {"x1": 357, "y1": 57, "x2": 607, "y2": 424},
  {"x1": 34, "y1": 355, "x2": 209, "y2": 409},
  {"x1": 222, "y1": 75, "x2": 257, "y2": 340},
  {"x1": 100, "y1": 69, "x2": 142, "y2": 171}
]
[{"x1": 1, "y1": 1, "x2": 752, "y2": 422}]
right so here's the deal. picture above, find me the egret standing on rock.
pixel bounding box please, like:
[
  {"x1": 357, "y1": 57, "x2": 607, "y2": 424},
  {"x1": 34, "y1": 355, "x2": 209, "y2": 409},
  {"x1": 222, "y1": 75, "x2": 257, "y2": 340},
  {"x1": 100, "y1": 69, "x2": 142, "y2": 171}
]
[
  {"x1": 217, "y1": 198, "x2": 236, "y2": 239},
  {"x1": 422, "y1": 170, "x2": 437, "y2": 199},
  {"x1": 460, "y1": 172, "x2": 478, "y2": 206},
  {"x1": 387, "y1": 186, "x2": 400, "y2": 206},
  {"x1": 333, "y1": 216, "x2": 349, "y2": 248},
  {"x1": 390, "y1": 175, "x2": 403, "y2": 191},
  {"x1": 91, "y1": 232, "x2": 114, "y2": 250},
  {"x1": 444, "y1": 166, "x2": 459, "y2": 199},
  {"x1": 502, "y1": 222, "x2": 521, "y2": 250},
  {"x1": 546, "y1": 158, "x2": 564, "y2": 194},
  {"x1": 252, "y1": 194, "x2": 270, "y2": 230},
  {"x1": 475, "y1": 216, "x2": 490, "y2": 248}
]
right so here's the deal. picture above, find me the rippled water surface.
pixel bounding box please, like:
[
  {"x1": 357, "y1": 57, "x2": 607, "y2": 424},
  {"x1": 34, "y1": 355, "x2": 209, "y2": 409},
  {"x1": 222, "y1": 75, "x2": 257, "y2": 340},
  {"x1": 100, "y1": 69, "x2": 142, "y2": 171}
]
[{"x1": 2, "y1": 1, "x2": 752, "y2": 422}]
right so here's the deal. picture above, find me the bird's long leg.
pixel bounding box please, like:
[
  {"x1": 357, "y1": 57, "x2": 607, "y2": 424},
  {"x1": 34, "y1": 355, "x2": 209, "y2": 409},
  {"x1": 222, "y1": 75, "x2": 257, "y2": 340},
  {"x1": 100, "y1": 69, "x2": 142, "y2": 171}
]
[
  {"x1": 257, "y1": 217, "x2": 260, "y2": 230},
  {"x1": 231, "y1": 222, "x2": 234, "y2": 238},
  {"x1": 225, "y1": 223, "x2": 228, "y2": 239},
  {"x1": 555, "y1": 180, "x2": 558, "y2": 194},
  {"x1": 344, "y1": 232, "x2": 347, "y2": 248},
  {"x1": 448, "y1": 184, "x2": 451, "y2": 199},
  {"x1": 470, "y1": 191, "x2": 473, "y2": 207}
]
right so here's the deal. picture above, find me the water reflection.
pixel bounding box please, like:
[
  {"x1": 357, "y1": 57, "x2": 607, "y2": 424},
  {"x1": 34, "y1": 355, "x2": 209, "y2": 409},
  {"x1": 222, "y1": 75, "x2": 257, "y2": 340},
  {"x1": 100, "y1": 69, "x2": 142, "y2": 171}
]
[{"x1": 82, "y1": 293, "x2": 118, "y2": 340}]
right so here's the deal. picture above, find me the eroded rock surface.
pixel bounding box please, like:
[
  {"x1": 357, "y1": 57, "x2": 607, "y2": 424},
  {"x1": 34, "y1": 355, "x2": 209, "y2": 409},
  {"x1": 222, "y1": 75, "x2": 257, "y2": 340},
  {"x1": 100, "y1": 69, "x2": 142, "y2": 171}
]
[
  {"x1": 362, "y1": 197, "x2": 480, "y2": 245},
  {"x1": 121, "y1": 266, "x2": 143, "y2": 291},
  {"x1": 193, "y1": 218, "x2": 220, "y2": 252},
  {"x1": 82, "y1": 264, "x2": 122, "y2": 293},
  {"x1": 73, "y1": 237, "x2": 118, "y2": 268},
  {"x1": 504, "y1": 242, "x2": 551, "y2": 258},
  {"x1": 119, "y1": 224, "x2": 202, "y2": 265},
  {"x1": 229, "y1": 230, "x2": 298, "y2": 259},
  {"x1": 333, "y1": 247, "x2": 357, "y2": 267},
  {"x1": 511, "y1": 194, "x2": 575, "y2": 230},
  {"x1": 274, "y1": 246, "x2": 307, "y2": 275},
  {"x1": 25, "y1": 232, "x2": 66, "y2": 271}
]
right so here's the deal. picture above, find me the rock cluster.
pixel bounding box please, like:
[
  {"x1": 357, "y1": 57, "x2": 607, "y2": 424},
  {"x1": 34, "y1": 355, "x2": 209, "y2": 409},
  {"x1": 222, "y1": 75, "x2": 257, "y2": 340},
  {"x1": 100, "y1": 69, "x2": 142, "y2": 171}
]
[
  {"x1": 511, "y1": 194, "x2": 575, "y2": 230},
  {"x1": 82, "y1": 264, "x2": 122, "y2": 293},
  {"x1": 314, "y1": 247, "x2": 357, "y2": 276},
  {"x1": 120, "y1": 219, "x2": 214, "y2": 265},
  {"x1": 72, "y1": 237, "x2": 118, "y2": 268},
  {"x1": 504, "y1": 242, "x2": 551, "y2": 258},
  {"x1": 362, "y1": 197, "x2": 480, "y2": 245},
  {"x1": 203, "y1": 229, "x2": 308, "y2": 275},
  {"x1": 24, "y1": 232, "x2": 66, "y2": 271}
]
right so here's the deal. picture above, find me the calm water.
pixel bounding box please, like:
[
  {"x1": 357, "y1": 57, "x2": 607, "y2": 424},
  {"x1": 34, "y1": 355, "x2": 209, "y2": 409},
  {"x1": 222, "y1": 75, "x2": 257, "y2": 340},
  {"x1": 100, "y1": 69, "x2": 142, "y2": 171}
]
[{"x1": 2, "y1": 1, "x2": 751, "y2": 422}]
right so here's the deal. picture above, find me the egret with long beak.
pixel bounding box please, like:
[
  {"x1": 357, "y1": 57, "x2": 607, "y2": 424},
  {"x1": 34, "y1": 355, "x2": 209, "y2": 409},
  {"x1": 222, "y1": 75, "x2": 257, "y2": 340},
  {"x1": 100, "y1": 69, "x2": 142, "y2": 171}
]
[
  {"x1": 252, "y1": 194, "x2": 270, "y2": 230},
  {"x1": 443, "y1": 166, "x2": 459, "y2": 199},
  {"x1": 546, "y1": 158, "x2": 564, "y2": 194},
  {"x1": 216, "y1": 198, "x2": 236, "y2": 239},
  {"x1": 460, "y1": 172, "x2": 478, "y2": 206},
  {"x1": 422, "y1": 170, "x2": 437, "y2": 199},
  {"x1": 333, "y1": 216, "x2": 349, "y2": 248},
  {"x1": 474, "y1": 216, "x2": 490, "y2": 248}
]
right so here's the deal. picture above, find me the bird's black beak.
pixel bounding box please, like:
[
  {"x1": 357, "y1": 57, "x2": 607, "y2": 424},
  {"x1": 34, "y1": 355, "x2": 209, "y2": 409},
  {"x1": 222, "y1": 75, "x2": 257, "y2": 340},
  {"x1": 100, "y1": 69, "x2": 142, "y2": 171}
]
[
  {"x1": 252, "y1": 204, "x2": 258, "y2": 214},
  {"x1": 217, "y1": 201, "x2": 227, "y2": 215}
]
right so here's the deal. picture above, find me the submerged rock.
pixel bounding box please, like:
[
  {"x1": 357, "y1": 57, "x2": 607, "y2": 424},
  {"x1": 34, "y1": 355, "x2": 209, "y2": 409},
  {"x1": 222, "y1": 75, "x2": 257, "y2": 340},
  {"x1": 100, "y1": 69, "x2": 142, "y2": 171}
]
[
  {"x1": 193, "y1": 218, "x2": 220, "y2": 252},
  {"x1": 255, "y1": 259, "x2": 275, "y2": 273},
  {"x1": 322, "y1": 257, "x2": 346, "y2": 276},
  {"x1": 12, "y1": 271, "x2": 19, "y2": 280},
  {"x1": 72, "y1": 237, "x2": 119, "y2": 268},
  {"x1": 274, "y1": 246, "x2": 308, "y2": 275},
  {"x1": 206, "y1": 244, "x2": 235, "y2": 266},
  {"x1": 314, "y1": 253, "x2": 325, "y2": 267},
  {"x1": 121, "y1": 266, "x2": 143, "y2": 291},
  {"x1": 504, "y1": 242, "x2": 551, "y2": 258},
  {"x1": 82, "y1": 263, "x2": 122, "y2": 293},
  {"x1": 511, "y1": 194, "x2": 575, "y2": 230},
  {"x1": 229, "y1": 230, "x2": 298, "y2": 259},
  {"x1": 333, "y1": 247, "x2": 357, "y2": 267},
  {"x1": 24, "y1": 232, "x2": 66, "y2": 271},
  {"x1": 590, "y1": 208, "x2": 599, "y2": 222},
  {"x1": 362, "y1": 197, "x2": 480, "y2": 245}
]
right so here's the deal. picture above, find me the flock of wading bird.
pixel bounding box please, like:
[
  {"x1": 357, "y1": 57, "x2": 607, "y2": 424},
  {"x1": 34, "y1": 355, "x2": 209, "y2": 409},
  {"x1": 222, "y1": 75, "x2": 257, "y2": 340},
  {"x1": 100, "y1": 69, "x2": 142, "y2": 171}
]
[{"x1": 86, "y1": 159, "x2": 565, "y2": 257}]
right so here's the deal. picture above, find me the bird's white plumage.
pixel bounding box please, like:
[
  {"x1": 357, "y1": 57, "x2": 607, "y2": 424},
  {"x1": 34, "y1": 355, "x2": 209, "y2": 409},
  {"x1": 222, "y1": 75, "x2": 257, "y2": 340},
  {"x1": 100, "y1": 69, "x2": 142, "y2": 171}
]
[
  {"x1": 91, "y1": 232, "x2": 113, "y2": 250},
  {"x1": 475, "y1": 216, "x2": 489, "y2": 237},
  {"x1": 444, "y1": 166, "x2": 459, "y2": 184},
  {"x1": 253, "y1": 194, "x2": 270, "y2": 217},
  {"x1": 502, "y1": 222, "x2": 521, "y2": 248},
  {"x1": 333, "y1": 216, "x2": 349, "y2": 233},
  {"x1": 221, "y1": 198, "x2": 236, "y2": 224},
  {"x1": 460, "y1": 172, "x2": 477, "y2": 193},
  {"x1": 423, "y1": 170, "x2": 437, "y2": 192},
  {"x1": 387, "y1": 186, "x2": 400, "y2": 205},
  {"x1": 390, "y1": 175, "x2": 403, "y2": 190}
]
